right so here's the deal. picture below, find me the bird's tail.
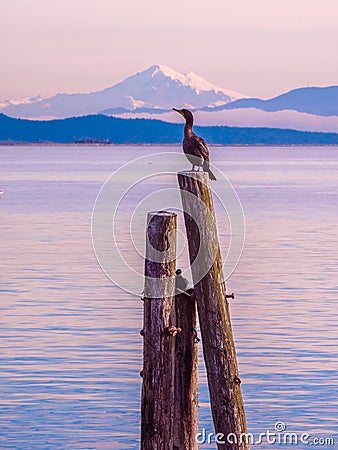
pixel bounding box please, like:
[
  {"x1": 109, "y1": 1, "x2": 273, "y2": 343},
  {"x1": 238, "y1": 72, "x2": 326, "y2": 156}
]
[{"x1": 203, "y1": 161, "x2": 217, "y2": 181}]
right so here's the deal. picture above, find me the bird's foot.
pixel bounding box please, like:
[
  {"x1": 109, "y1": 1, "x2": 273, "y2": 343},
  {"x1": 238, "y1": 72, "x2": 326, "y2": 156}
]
[{"x1": 191, "y1": 165, "x2": 201, "y2": 172}]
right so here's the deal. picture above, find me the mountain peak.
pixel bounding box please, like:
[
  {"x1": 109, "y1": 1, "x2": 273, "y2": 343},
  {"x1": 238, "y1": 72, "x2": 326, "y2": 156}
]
[
  {"x1": 0, "y1": 64, "x2": 247, "y2": 119},
  {"x1": 134, "y1": 64, "x2": 247, "y2": 100},
  {"x1": 148, "y1": 64, "x2": 179, "y2": 76},
  {"x1": 142, "y1": 64, "x2": 198, "y2": 85}
]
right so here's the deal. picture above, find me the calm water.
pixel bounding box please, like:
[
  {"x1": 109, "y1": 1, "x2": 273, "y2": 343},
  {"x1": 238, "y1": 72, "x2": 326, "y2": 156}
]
[{"x1": 1, "y1": 145, "x2": 338, "y2": 449}]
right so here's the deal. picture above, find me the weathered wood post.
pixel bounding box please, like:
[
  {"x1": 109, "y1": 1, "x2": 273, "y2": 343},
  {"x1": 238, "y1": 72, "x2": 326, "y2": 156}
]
[
  {"x1": 174, "y1": 290, "x2": 199, "y2": 450},
  {"x1": 178, "y1": 171, "x2": 249, "y2": 450},
  {"x1": 141, "y1": 211, "x2": 177, "y2": 450}
]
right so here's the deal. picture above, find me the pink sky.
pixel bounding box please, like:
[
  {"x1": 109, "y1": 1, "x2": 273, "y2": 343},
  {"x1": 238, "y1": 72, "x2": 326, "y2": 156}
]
[{"x1": 1, "y1": 0, "x2": 337, "y2": 100}]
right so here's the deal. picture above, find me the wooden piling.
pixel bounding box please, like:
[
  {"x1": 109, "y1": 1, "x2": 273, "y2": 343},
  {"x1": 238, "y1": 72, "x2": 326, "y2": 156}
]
[
  {"x1": 174, "y1": 290, "x2": 199, "y2": 450},
  {"x1": 141, "y1": 211, "x2": 177, "y2": 450},
  {"x1": 178, "y1": 171, "x2": 249, "y2": 450}
]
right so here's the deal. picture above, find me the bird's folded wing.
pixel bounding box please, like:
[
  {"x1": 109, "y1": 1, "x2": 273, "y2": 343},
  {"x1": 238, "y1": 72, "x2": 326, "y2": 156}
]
[{"x1": 191, "y1": 135, "x2": 210, "y2": 162}]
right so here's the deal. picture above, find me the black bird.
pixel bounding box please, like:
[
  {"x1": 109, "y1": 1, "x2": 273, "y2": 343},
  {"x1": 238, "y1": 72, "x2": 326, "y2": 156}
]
[
  {"x1": 173, "y1": 108, "x2": 216, "y2": 180},
  {"x1": 175, "y1": 268, "x2": 190, "y2": 292}
]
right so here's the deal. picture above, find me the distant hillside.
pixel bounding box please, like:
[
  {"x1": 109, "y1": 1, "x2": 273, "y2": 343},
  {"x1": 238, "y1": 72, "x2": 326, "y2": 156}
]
[
  {"x1": 1, "y1": 113, "x2": 338, "y2": 145},
  {"x1": 217, "y1": 86, "x2": 338, "y2": 117}
]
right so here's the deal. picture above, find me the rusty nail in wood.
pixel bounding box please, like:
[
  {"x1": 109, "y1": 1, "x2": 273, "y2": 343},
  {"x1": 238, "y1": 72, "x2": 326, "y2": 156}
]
[
  {"x1": 193, "y1": 330, "x2": 200, "y2": 343},
  {"x1": 234, "y1": 375, "x2": 241, "y2": 385},
  {"x1": 167, "y1": 326, "x2": 182, "y2": 336}
]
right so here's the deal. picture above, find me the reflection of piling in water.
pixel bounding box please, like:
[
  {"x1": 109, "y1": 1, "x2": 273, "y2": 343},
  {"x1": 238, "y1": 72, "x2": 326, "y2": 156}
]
[{"x1": 140, "y1": 172, "x2": 248, "y2": 450}]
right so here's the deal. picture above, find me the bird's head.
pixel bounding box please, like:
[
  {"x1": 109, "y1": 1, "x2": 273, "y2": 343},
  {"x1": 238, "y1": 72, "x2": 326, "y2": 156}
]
[
  {"x1": 175, "y1": 269, "x2": 182, "y2": 275},
  {"x1": 172, "y1": 108, "x2": 194, "y2": 125}
]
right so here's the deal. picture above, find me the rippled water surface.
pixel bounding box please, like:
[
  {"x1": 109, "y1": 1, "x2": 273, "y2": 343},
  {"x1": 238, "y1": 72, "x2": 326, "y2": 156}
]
[{"x1": 1, "y1": 145, "x2": 337, "y2": 449}]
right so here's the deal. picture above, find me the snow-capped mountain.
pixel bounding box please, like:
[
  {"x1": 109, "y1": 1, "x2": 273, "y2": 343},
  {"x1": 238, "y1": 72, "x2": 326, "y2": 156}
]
[
  {"x1": 2, "y1": 65, "x2": 336, "y2": 132},
  {"x1": 0, "y1": 65, "x2": 246, "y2": 119}
]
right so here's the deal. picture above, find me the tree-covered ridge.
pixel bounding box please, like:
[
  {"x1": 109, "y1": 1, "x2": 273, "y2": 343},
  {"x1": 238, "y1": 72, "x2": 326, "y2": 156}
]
[{"x1": 1, "y1": 113, "x2": 338, "y2": 145}]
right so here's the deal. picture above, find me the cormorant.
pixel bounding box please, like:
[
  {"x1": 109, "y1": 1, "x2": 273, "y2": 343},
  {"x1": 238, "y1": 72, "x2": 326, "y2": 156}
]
[
  {"x1": 175, "y1": 268, "x2": 190, "y2": 292},
  {"x1": 173, "y1": 108, "x2": 216, "y2": 180}
]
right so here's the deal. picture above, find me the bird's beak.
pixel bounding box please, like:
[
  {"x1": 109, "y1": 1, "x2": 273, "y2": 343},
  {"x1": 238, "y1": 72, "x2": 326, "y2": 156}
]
[{"x1": 172, "y1": 108, "x2": 184, "y2": 116}]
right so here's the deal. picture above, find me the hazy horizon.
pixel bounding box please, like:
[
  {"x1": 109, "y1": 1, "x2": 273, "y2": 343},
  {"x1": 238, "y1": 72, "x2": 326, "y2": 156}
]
[{"x1": 1, "y1": 0, "x2": 337, "y2": 101}]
